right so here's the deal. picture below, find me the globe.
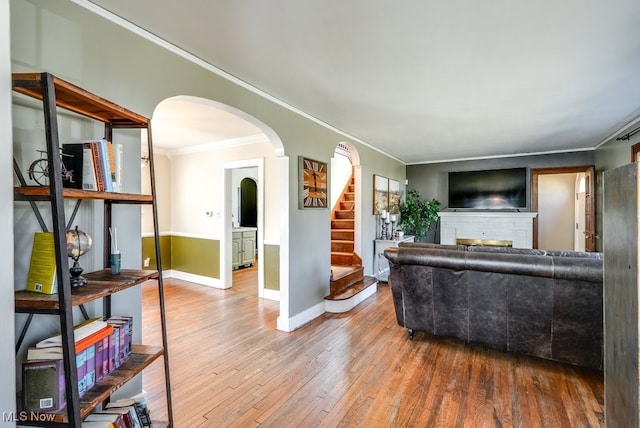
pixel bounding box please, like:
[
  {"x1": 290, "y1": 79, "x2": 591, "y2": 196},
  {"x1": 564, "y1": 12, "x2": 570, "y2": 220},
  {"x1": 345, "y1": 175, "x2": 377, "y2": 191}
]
[
  {"x1": 66, "y1": 227, "x2": 92, "y2": 287},
  {"x1": 66, "y1": 228, "x2": 92, "y2": 260}
]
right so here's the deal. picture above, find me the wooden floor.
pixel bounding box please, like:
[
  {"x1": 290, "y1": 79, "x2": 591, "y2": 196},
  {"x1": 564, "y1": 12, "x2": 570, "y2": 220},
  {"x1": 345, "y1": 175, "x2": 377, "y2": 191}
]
[{"x1": 141, "y1": 263, "x2": 604, "y2": 427}]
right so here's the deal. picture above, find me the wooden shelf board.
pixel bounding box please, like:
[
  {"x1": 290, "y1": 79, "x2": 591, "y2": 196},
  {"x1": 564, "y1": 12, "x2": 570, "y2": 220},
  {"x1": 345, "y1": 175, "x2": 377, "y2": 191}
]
[
  {"x1": 14, "y1": 186, "x2": 153, "y2": 203},
  {"x1": 12, "y1": 72, "x2": 148, "y2": 127},
  {"x1": 15, "y1": 270, "x2": 160, "y2": 312},
  {"x1": 18, "y1": 345, "x2": 164, "y2": 425}
]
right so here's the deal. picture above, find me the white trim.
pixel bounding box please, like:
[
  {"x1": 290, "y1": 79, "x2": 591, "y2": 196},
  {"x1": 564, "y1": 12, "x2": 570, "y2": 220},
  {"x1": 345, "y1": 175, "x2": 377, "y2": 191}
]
[
  {"x1": 70, "y1": 0, "x2": 403, "y2": 164},
  {"x1": 276, "y1": 157, "x2": 290, "y2": 332},
  {"x1": 263, "y1": 238, "x2": 280, "y2": 246},
  {"x1": 261, "y1": 288, "x2": 280, "y2": 302},
  {"x1": 406, "y1": 147, "x2": 596, "y2": 165},
  {"x1": 168, "y1": 270, "x2": 227, "y2": 289},
  {"x1": 325, "y1": 283, "x2": 377, "y2": 313},
  {"x1": 144, "y1": 231, "x2": 220, "y2": 240},
  {"x1": 277, "y1": 301, "x2": 326, "y2": 332},
  {"x1": 222, "y1": 158, "x2": 265, "y2": 297},
  {"x1": 595, "y1": 115, "x2": 640, "y2": 149},
  {"x1": 142, "y1": 231, "x2": 173, "y2": 238}
]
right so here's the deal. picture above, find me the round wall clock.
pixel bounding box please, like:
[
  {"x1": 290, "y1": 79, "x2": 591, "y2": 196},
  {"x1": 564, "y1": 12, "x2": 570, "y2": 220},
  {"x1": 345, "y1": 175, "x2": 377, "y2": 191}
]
[{"x1": 299, "y1": 156, "x2": 328, "y2": 208}]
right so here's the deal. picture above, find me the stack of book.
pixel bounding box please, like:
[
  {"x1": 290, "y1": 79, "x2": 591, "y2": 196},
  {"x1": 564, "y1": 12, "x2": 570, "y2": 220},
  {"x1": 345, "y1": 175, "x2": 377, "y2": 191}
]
[
  {"x1": 22, "y1": 316, "x2": 133, "y2": 412},
  {"x1": 82, "y1": 394, "x2": 152, "y2": 428},
  {"x1": 62, "y1": 138, "x2": 124, "y2": 193}
]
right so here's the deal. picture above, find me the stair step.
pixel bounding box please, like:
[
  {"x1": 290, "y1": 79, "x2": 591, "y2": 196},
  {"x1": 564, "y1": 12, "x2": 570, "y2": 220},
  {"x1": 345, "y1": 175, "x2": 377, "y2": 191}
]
[
  {"x1": 326, "y1": 275, "x2": 377, "y2": 301},
  {"x1": 332, "y1": 219, "x2": 354, "y2": 229},
  {"x1": 330, "y1": 265, "x2": 364, "y2": 295},
  {"x1": 331, "y1": 252, "x2": 356, "y2": 266},
  {"x1": 340, "y1": 201, "x2": 354, "y2": 210},
  {"x1": 343, "y1": 193, "x2": 355, "y2": 201},
  {"x1": 331, "y1": 240, "x2": 354, "y2": 253},
  {"x1": 334, "y1": 210, "x2": 355, "y2": 219},
  {"x1": 348, "y1": 185, "x2": 355, "y2": 192},
  {"x1": 331, "y1": 229, "x2": 354, "y2": 240}
]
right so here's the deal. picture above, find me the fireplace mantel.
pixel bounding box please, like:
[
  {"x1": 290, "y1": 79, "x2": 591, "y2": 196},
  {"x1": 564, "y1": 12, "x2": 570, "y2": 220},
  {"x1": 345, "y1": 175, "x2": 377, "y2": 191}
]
[{"x1": 438, "y1": 210, "x2": 538, "y2": 249}]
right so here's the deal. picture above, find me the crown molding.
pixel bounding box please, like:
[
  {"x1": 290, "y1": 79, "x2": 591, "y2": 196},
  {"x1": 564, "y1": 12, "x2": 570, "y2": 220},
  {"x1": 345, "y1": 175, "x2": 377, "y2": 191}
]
[{"x1": 72, "y1": 0, "x2": 405, "y2": 165}]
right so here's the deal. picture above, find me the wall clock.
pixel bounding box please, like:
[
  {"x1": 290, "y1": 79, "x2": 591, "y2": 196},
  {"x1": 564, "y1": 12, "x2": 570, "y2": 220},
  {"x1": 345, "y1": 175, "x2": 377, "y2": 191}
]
[{"x1": 299, "y1": 156, "x2": 328, "y2": 209}]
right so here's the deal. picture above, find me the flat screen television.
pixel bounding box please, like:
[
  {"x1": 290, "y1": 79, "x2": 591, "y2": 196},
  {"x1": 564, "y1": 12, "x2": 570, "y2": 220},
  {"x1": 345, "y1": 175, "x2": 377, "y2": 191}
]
[{"x1": 448, "y1": 168, "x2": 527, "y2": 209}]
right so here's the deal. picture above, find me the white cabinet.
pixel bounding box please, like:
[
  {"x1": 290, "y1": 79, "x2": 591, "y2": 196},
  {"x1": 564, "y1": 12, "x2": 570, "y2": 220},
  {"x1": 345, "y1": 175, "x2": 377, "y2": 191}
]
[
  {"x1": 232, "y1": 227, "x2": 257, "y2": 269},
  {"x1": 374, "y1": 236, "x2": 415, "y2": 281}
]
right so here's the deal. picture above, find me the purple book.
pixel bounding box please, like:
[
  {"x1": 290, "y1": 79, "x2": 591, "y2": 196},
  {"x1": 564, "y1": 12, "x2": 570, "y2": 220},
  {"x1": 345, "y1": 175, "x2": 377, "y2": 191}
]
[
  {"x1": 22, "y1": 359, "x2": 66, "y2": 412},
  {"x1": 85, "y1": 344, "x2": 96, "y2": 391},
  {"x1": 108, "y1": 329, "x2": 117, "y2": 372},
  {"x1": 95, "y1": 338, "x2": 104, "y2": 382}
]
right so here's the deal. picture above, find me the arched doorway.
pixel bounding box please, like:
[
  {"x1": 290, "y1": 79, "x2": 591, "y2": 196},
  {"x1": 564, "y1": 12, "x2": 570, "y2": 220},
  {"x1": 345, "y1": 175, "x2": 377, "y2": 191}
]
[
  {"x1": 240, "y1": 177, "x2": 258, "y2": 227},
  {"x1": 149, "y1": 95, "x2": 288, "y2": 328}
]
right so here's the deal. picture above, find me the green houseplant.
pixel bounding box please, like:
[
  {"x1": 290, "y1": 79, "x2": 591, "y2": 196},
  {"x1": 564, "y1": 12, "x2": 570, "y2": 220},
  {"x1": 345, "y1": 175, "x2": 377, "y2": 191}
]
[{"x1": 399, "y1": 189, "x2": 441, "y2": 241}]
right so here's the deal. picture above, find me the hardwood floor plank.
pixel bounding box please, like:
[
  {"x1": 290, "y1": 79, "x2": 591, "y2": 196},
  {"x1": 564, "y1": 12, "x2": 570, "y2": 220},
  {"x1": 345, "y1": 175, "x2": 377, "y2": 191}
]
[{"x1": 141, "y1": 274, "x2": 604, "y2": 427}]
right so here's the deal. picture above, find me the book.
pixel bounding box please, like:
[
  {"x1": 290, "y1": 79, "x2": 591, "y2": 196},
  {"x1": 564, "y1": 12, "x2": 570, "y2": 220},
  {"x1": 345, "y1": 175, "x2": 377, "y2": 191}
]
[
  {"x1": 98, "y1": 138, "x2": 114, "y2": 192},
  {"x1": 113, "y1": 143, "x2": 124, "y2": 192},
  {"x1": 89, "y1": 141, "x2": 106, "y2": 192},
  {"x1": 26, "y1": 324, "x2": 114, "y2": 360},
  {"x1": 22, "y1": 358, "x2": 66, "y2": 412},
  {"x1": 61, "y1": 142, "x2": 98, "y2": 191},
  {"x1": 103, "y1": 400, "x2": 143, "y2": 428},
  {"x1": 76, "y1": 348, "x2": 87, "y2": 396},
  {"x1": 85, "y1": 343, "x2": 96, "y2": 390},
  {"x1": 84, "y1": 413, "x2": 127, "y2": 428},
  {"x1": 102, "y1": 406, "x2": 141, "y2": 428},
  {"x1": 107, "y1": 316, "x2": 132, "y2": 361},
  {"x1": 107, "y1": 397, "x2": 152, "y2": 428},
  {"x1": 35, "y1": 317, "x2": 108, "y2": 349},
  {"x1": 25, "y1": 232, "x2": 57, "y2": 294},
  {"x1": 106, "y1": 140, "x2": 117, "y2": 188},
  {"x1": 82, "y1": 422, "x2": 116, "y2": 428}
]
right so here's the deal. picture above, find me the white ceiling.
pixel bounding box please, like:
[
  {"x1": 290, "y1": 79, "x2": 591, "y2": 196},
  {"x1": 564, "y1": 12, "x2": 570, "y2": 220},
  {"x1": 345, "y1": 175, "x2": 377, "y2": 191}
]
[{"x1": 86, "y1": 0, "x2": 640, "y2": 164}]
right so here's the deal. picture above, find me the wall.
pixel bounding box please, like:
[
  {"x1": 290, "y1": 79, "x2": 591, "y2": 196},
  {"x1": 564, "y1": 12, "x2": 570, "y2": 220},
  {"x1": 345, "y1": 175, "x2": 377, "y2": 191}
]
[
  {"x1": 406, "y1": 151, "x2": 595, "y2": 207},
  {"x1": 595, "y1": 120, "x2": 640, "y2": 251},
  {"x1": 1, "y1": 0, "x2": 16, "y2": 423},
  {"x1": 330, "y1": 152, "x2": 352, "y2": 210},
  {"x1": 538, "y1": 173, "x2": 576, "y2": 250},
  {"x1": 8, "y1": 0, "x2": 403, "y2": 333}
]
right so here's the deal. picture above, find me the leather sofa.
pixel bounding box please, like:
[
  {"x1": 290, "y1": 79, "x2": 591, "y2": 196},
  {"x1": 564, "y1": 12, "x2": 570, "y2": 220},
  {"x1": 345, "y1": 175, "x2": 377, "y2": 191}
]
[{"x1": 384, "y1": 243, "x2": 603, "y2": 369}]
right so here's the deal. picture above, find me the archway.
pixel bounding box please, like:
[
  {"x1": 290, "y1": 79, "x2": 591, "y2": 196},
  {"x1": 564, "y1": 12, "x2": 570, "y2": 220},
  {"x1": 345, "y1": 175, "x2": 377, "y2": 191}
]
[{"x1": 149, "y1": 95, "x2": 289, "y2": 328}]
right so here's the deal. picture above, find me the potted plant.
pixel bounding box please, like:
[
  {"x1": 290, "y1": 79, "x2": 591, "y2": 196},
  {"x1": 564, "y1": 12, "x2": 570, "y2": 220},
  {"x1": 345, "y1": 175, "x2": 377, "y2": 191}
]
[{"x1": 399, "y1": 189, "x2": 441, "y2": 241}]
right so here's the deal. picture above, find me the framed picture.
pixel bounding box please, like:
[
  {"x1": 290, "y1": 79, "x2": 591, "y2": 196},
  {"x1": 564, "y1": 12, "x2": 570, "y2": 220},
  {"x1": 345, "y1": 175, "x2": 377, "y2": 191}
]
[
  {"x1": 299, "y1": 156, "x2": 328, "y2": 209},
  {"x1": 373, "y1": 174, "x2": 389, "y2": 214},
  {"x1": 388, "y1": 179, "x2": 402, "y2": 214}
]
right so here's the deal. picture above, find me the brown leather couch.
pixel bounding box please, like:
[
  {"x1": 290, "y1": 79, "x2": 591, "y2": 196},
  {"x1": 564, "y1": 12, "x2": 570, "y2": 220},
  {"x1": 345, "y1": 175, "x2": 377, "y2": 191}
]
[{"x1": 384, "y1": 243, "x2": 603, "y2": 369}]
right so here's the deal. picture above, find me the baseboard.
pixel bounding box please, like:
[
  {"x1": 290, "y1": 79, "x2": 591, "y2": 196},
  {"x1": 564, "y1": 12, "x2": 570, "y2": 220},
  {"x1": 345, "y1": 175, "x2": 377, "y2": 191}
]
[
  {"x1": 261, "y1": 288, "x2": 280, "y2": 301},
  {"x1": 276, "y1": 301, "x2": 325, "y2": 332},
  {"x1": 325, "y1": 282, "x2": 377, "y2": 313},
  {"x1": 167, "y1": 270, "x2": 227, "y2": 289}
]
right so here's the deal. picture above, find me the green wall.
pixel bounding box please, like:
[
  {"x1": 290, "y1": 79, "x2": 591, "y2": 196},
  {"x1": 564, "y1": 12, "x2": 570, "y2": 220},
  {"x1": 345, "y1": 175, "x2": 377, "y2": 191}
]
[
  {"x1": 141, "y1": 235, "x2": 172, "y2": 271},
  {"x1": 142, "y1": 235, "x2": 220, "y2": 278},
  {"x1": 264, "y1": 244, "x2": 280, "y2": 291}
]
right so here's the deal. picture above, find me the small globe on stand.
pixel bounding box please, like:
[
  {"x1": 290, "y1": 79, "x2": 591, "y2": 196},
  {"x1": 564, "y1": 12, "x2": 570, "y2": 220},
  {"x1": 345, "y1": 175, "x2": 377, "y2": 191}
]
[{"x1": 66, "y1": 226, "x2": 92, "y2": 287}]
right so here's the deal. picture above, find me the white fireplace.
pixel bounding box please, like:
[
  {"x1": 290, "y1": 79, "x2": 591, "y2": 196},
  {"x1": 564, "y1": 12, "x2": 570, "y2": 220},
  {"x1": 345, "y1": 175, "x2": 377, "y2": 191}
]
[{"x1": 438, "y1": 211, "x2": 538, "y2": 249}]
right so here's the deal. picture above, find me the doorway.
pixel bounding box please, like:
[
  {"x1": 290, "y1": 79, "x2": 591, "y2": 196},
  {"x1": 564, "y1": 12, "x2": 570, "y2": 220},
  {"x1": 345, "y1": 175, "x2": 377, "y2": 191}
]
[
  {"x1": 240, "y1": 177, "x2": 258, "y2": 227},
  {"x1": 531, "y1": 166, "x2": 596, "y2": 251}
]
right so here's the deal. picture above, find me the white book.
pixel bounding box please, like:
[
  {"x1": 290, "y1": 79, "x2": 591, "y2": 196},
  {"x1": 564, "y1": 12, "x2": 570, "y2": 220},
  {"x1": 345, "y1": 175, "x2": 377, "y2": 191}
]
[
  {"x1": 82, "y1": 145, "x2": 98, "y2": 191},
  {"x1": 113, "y1": 143, "x2": 124, "y2": 192},
  {"x1": 35, "y1": 318, "x2": 108, "y2": 348}
]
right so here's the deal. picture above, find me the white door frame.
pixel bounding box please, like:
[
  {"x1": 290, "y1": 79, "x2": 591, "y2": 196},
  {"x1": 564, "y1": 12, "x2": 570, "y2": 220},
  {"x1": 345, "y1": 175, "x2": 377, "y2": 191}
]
[{"x1": 221, "y1": 158, "x2": 265, "y2": 296}]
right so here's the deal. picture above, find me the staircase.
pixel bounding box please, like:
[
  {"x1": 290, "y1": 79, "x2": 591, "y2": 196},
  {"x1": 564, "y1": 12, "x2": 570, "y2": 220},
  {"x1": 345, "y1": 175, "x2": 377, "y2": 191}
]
[{"x1": 325, "y1": 174, "x2": 378, "y2": 313}]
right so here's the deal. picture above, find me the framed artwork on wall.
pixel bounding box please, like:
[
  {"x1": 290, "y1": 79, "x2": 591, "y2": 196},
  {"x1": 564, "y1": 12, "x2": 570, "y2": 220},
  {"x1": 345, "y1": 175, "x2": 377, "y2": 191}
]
[
  {"x1": 373, "y1": 175, "x2": 403, "y2": 214},
  {"x1": 388, "y1": 179, "x2": 401, "y2": 214},
  {"x1": 299, "y1": 156, "x2": 328, "y2": 208},
  {"x1": 373, "y1": 174, "x2": 389, "y2": 214}
]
